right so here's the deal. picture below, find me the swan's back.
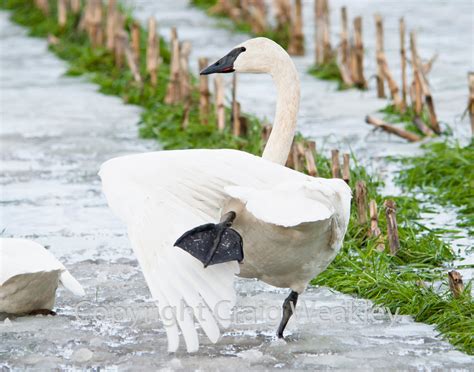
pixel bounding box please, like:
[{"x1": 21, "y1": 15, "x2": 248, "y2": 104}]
[
  {"x1": 0, "y1": 238, "x2": 84, "y2": 295},
  {"x1": 0, "y1": 238, "x2": 64, "y2": 284}
]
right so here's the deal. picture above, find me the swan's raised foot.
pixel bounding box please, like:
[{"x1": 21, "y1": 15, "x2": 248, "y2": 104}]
[
  {"x1": 277, "y1": 290, "x2": 298, "y2": 338},
  {"x1": 174, "y1": 211, "x2": 243, "y2": 268}
]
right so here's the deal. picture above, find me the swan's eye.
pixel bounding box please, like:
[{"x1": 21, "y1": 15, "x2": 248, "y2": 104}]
[{"x1": 241, "y1": 47, "x2": 246, "y2": 52}]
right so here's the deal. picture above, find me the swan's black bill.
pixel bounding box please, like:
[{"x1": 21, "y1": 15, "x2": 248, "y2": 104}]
[
  {"x1": 174, "y1": 212, "x2": 243, "y2": 268},
  {"x1": 200, "y1": 47, "x2": 246, "y2": 75}
]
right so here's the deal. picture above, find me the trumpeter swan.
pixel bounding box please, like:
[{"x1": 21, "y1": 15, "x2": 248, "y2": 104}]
[
  {"x1": 100, "y1": 37, "x2": 351, "y2": 352},
  {"x1": 0, "y1": 238, "x2": 85, "y2": 315}
]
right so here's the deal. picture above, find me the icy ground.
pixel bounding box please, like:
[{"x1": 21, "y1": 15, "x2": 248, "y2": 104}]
[{"x1": 0, "y1": 9, "x2": 473, "y2": 371}]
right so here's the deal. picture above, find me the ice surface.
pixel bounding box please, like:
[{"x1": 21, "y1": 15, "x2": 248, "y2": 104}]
[{"x1": 0, "y1": 3, "x2": 473, "y2": 370}]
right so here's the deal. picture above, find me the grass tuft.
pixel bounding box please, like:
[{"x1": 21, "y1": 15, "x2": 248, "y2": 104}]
[
  {"x1": 308, "y1": 59, "x2": 347, "y2": 90},
  {"x1": 379, "y1": 103, "x2": 450, "y2": 136}
]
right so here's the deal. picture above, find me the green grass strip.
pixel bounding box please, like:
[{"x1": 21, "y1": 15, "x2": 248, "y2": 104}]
[
  {"x1": 395, "y1": 141, "x2": 474, "y2": 234},
  {"x1": 2, "y1": 0, "x2": 472, "y2": 354}
]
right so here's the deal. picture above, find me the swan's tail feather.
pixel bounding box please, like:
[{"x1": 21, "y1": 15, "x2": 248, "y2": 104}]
[{"x1": 59, "y1": 270, "x2": 85, "y2": 296}]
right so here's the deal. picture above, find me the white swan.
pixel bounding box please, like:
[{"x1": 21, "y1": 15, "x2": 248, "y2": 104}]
[
  {"x1": 0, "y1": 238, "x2": 85, "y2": 315},
  {"x1": 99, "y1": 37, "x2": 351, "y2": 352}
]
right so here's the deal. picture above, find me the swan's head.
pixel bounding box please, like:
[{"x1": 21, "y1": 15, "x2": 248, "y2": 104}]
[{"x1": 200, "y1": 37, "x2": 289, "y2": 76}]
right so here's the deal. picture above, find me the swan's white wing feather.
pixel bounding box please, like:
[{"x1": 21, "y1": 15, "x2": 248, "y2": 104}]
[
  {"x1": 128, "y1": 202, "x2": 238, "y2": 352},
  {"x1": 225, "y1": 181, "x2": 335, "y2": 227},
  {"x1": 311, "y1": 178, "x2": 352, "y2": 250}
]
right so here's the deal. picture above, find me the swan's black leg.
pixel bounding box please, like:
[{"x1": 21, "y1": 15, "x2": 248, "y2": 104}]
[
  {"x1": 174, "y1": 211, "x2": 244, "y2": 267},
  {"x1": 277, "y1": 290, "x2": 298, "y2": 338},
  {"x1": 203, "y1": 212, "x2": 236, "y2": 267}
]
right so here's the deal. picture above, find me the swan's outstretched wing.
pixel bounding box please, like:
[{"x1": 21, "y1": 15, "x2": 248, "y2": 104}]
[
  {"x1": 99, "y1": 149, "x2": 351, "y2": 351},
  {"x1": 100, "y1": 151, "x2": 244, "y2": 352}
]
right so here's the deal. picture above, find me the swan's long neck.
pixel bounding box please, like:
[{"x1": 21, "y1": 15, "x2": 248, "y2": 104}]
[{"x1": 261, "y1": 55, "x2": 300, "y2": 165}]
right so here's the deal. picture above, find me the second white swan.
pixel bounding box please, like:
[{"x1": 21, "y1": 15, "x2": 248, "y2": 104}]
[{"x1": 100, "y1": 37, "x2": 351, "y2": 352}]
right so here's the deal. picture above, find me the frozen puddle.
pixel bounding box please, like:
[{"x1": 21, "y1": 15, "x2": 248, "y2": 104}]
[{"x1": 0, "y1": 10, "x2": 473, "y2": 370}]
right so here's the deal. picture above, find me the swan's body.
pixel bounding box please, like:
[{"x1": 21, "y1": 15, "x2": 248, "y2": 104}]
[
  {"x1": 100, "y1": 38, "x2": 351, "y2": 352},
  {"x1": 0, "y1": 238, "x2": 85, "y2": 314}
]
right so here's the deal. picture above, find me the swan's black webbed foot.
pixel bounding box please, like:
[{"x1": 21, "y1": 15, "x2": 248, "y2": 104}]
[
  {"x1": 174, "y1": 211, "x2": 243, "y2": 268},
  {"x1": 277, "y1": 290, "x2": 299, "y2": 338}
]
